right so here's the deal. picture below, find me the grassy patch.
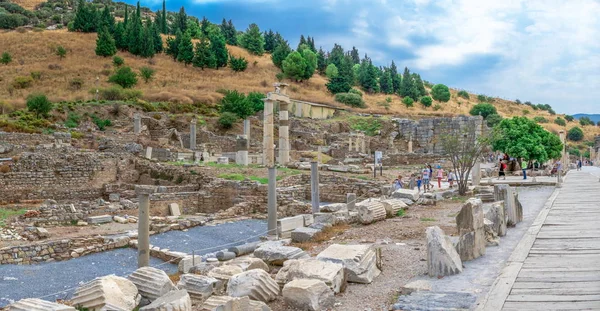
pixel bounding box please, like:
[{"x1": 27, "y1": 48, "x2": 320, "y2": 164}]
[
  {"x1": 353, "y1": 175, "x2": 369, "y2": 180},
  {"x1": 348, "y1": 116, "x2": 382, "y2": 136},
  {"x1": 217, "y1": 173, "x2": 280, "y2": 184},
  {"x1": 0, "y1": 209, "x2": 27, "y2": 227},
  {"x1": 396, "y1": 209, "x2": 406, "y2": 217},
  {"x1": 420, "y1": 217, "x2": 436, "y2": 222},
  {"x1": 451, "y1": 196, "x2": 469, "y2": 203}
]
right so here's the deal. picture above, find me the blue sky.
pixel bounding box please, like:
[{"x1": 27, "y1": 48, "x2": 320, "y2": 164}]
[{"x1": 132, "y1": 0, "x2": 600, "y2": 115}]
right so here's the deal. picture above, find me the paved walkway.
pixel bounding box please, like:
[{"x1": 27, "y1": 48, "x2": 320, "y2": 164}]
[{"x1": 480, "y1": 167, "x2": 600, "y2": 310}]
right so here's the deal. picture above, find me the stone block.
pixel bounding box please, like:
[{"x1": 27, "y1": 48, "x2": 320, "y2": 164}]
[
  {"x1": 87, "y1": 215, "x2": 112, "y2": 224},
  {"x1": 128, "y1": 266, "x2": 177, "y2": 302},
  {"x1": 254, "y1": 244, "x2": 309, "y2": 266},
  {"x1": 109, "y1": 193, "x2": 120, "y2": 202},
  {"x1": 301, "y1": 214, "x2": 314, "y2": 226},
  {"x1": 8, "y1": 298, "x2": 76, "y2": 311},
  {"x1": 217, "y1": 157, "x2": 229, "y2": 164},
  {"x1": 226, "y1": 269, "x2": 280, "y2": 302},
  {"x1": 494, "y1": 184, "x2": 519, "y2": 226},
  {"x1": 71, "y1": 275, "x2": 140, "y2": 311},
  {"x1": 320, "y1": 203, "x2": 347, "y2": 212},
  {"x1": 168, "y1": 203, "x2": 181, "y2": 217},
  {"x1": 275, "y1": 258, "x2": 346, "y2": 294},
  {"x1": 313, "y1": 213, "x2": 335, "y2": 226},
  {"x1": 178, "y1": 274, "x2": 220, "y2": 302},
  {"x1": 229, "y1": 257, "x2": 269, "y2": 272},
  {"x1": 455, "y1": 198, "x2": 486, "y2": 261},
  {"x1": 140, "y1": 290, "x2": 191, "y2": 311},
  {"x1": 34, "y1": 227, "x2": 50, "y2": 238},
  {"x1": 200, "y1": 296, "x2": 271, "y2": 311},
  {"x1": 391, "y1": 188, "x2": 420, "y2": 201},
  {"x1": 207, "y1": 265, "x2": 244, "y2": 286},
  {"x1": 228, "y1": 241, "x2": 260, "y2": 256},
  {"x1": 357, "y1": 200, "x2": 386, "y2": 224},
  {"x1": 346, "y1": 193, "x2": 357, "y2": 211},
  {"x1": 484, "y1": 201, "x2": 506, "y2": 237},
  {"x1": 277, "y1": 215, "x2": 305, "y2": 236},
  {"x1": 484, "y1": 218, "x2": 500, "y2": 246},
  {"x1": 216, "y1": 251, "x2": 236, "y2": 261},
  {"x1": 379, "y1": 199, "x2": 408, "y2": 218},
  {"x1": 317, "y1": 244, "x2": 381, "y2": 284},
  {"x1": 426, "y1": 226, "x2": 462, "y2": 277},
  {"x1": 291, "y1": 227, "x2": 321, "y2": 243},
  {"x1": 400, "y1": 279, "x2": 432, "y2": 295},
  {"x1": 113, "y1": 216, "x2": 128, "y2": 224},
  {"x1": 282, "y1": 279, "x2": 335, "y2": 311},
  {"x1": 178, "y1": 255, "x2": 202, "y2": 273}
]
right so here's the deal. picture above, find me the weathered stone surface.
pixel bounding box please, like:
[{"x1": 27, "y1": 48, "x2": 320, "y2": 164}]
[
  {"x1": 128, "y1": 266, "x2": 177, "y2": 302},
  {"x1": 494, "y1": 184, "x2": 519, "y2": 226},
  {"x1": 379, "y1": 199, "x2": 408, "y2": 217},
  {"x1": 207, "y1": 265, "x2": 244, "y2": 285},
  {"x1": 426, "y1": 226, "x2": 462, "y2": 277},
  {"x1": 301, "y1": 214, "x2": 314, "y2": 226},
  {"x1": 87, "y1": 215, "x2": 112, "y2": 224},
  {"x1": 226, "y1": 269, "x2": 280, "y2": 302},
  {"x1": 254, "y1": 244, "x2": 309, "y2": 265},
  {"x1": 398, "y1": 198, "x2": 414, "y2": 206},
  {"x1": 277, "y1": 215, "x2": 305, "y2": 237},
  {"x1": 168, "y1": 203, "x2": 181, "y2": 217},
  {"x1": 392, "y1": 291, "x2": 476, "y2": 310},
  {"x1": 200, "y1": 295, "x2": 271, "y2": 311},
  {"x1": 316, "y1": 244, "x2": 381, "y2": 284},
  {"x1": 320, "y1": 203, "x2": 347, "y2": 212},
  {"x1": 275, "y1": 258, "x2": 346, "y2": 294},
  {"x1": 291, "y1": 227, "x2": 320, "y2": 243},
  {"x1": 34, "y1": 227, "x2": 50, "y2": 238},
  {"x1": 216, "y1": 251, "x2": 237, "y2": 261},
  {"x1": 109, "y1": 193, "x2": 120, "y2": 202},
  {"x1": 357, "y1": 200, "x2": 386, "y2": 224},
  {"x1": 229, "y1": 257, "x2": 269, "y2": 272},
  {"x1": 346, "y1": 193, "x2": 357, "y2": 211},
  {"x1": 313, "y1": 213, "x2": 336, "y2": 226},
  {"x1": 484, "y1": 201, "x2": 507, "y2": 237},
  {"x1": 282, "y1": 279, "x2": 335, "y2": 311},
  {"x1": 8, "y1": 298, "x2": 76, "y2": 311},
  {"x1": 177, "y1": 274, "x2": 220, "y2": 302},
  {"x1": 484, "y1": 218, "x2": 500, "y2": 246},
  {"x1": 177, "y1": 255, "x2": 202, "y2": 273},
  {"x1": 113, "y1": 216, "x2": 128, "y2": 224},
  {"x1": 71, "y1": 275, "x2": 140, "y2": 311},
  {"x1": 455, "y1": 198, "x2": 486, "y2": 261},
  {"x1": 400, "y1": 279, "x2": 432, "y2": 295},
  {"x1": 228, "y1": 241, "x2": 260, "y2": 256},
  {"x1": 515, "y1": 193, "x2": 523, "y2": 224},
  {"x1": 392, "y1": 188, "x2": 420, "y2": 201},
  {"x1": 140, "y1": 290, "x2": 191, "y2": 311}
]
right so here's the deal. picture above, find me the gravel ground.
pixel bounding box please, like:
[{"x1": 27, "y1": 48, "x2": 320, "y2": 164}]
[{"x1": 0, "y1": 219, "x2": 266, "y2": 308}]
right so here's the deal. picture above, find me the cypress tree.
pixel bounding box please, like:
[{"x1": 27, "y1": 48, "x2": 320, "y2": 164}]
[
  {"x1": 73, "y1": 0, "x2": 96, "y2": 32},
  {"x1": 241, "y1": 23, "x2": 264, "y2": 55},
  {"x1": 177, "y1": 31, "x2": 194, "y2": 66},
  {"x1": 358, "y1": 57, "x2": 379, "y2": 93},
  {"x1": 175, "y1": 6, "x2": 187, "y2": 34},
  {"x1": 326, "y1": 55, "x2": 353, "y2": 94},
  {"x1": 316, "y1": 47, "x2": 327, "y2": 74},
  {"x1": 412, "y1": 73, "x2": 427, "y2": 96},
  {"x1": 297, "y1": 35, "x2": 307, "y2": 51},
  {"x1": 264, "y1": 29, "x2": 276, "y2": 52},
  {"x1": 350, "y1": 46, "x2": 360, "y2": 64},
  {"x1": 271, "y1": 38, "x2": 291, "y2": 68},
  {"x1": 155, "y1": 9, "x2": 163, "y2": 34},
  {"x1": 390, "y1": 60, "x2": 400, "y2": 93},
  {"x1": 200, "y1": 16, "x2": 210, "y2": 37},
  {"x1": 123, "y1": 6, "x2": 128, "y2": 26},
  {"x1": 380, "y1": 68, "x2": 393, "y2": 94},
  {"x1": 165, "y1": 29, "x2": 182, "y2": 60},
  {"x1": 99, "y1": 6, "x2": 114, "y2": 33},
  {"x1": 95, "y1": 26, "x2": 117, "y2": 57},
  {"x1": 227, "y1": 20, "x2": 237, "y2": 45},
  {"x1": 210, "y1": 32, "x2": 228, "y2": 69},
  {"x1": 113, "y1": 22, "x2": 127, "y2": 50},
  {"x1": 193, "y1": 37, "x2": 213, "y2": 69},
  {"x1": 399, "y1": 67, "x2": 414, "y2": 98},
  {"x1": 161, "y1": 0, "x2": 167, "y2": 34},
  {"x1": 328, "y1": 44, "x2": 344, "y2": 68},
  {"x1": 151, "y1": 19, "x2": 163, "y2": 53},
  {"x1": 125, "y1": 2, "x2": 143, "y2": 55},
  {"x1": 140, "y1": 19, "x2": 155, "y2": 58},
  {"x1": 307, "y1": 36, "x2": 316, "y2": 53}
]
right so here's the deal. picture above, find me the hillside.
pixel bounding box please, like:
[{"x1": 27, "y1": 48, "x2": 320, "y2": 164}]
[
  {"x1": 573, "y1": 114, "x2": 600, "y2": 123},
  {"x1": 0, "y1": 28, "x2": 599, "y2": 144}
]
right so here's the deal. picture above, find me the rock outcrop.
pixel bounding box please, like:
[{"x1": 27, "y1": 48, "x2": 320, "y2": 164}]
[{"x1": 426, "y1": 226, "x2": 463, "y2": 277}]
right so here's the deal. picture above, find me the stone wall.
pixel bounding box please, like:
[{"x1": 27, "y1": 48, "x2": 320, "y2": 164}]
[{"x1": 382, "y1": 153, "x2": 447, "y2": 166}]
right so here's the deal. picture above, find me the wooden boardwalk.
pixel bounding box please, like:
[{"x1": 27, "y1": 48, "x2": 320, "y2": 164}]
[{"x1": 480, "y1": 168, "x2": 600, "y2": 310}]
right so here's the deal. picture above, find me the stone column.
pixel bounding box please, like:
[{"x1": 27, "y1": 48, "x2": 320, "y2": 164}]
[
  {"x1": 267, "y1": 167, "x2": 277, "y2": 237},
  {"x1": 134, "y1": 113, "x2": 141, "y2": 135},
  {"x1": 236, "y1": 135, "x2": 248, "y2": 166},
  {"x1": 279, "y1": 102, "x2": 290, "y2": 165},
  {"x1": 317, "y1": 146, "x2": 322, "y2": 164},
  {"x1": 190, "y1": 119, "x2": 197, "y2": 150},
  {"x1": 145, "y1": 146, "x2": 152, "y2": 159},
  {"x1": 135, "y1": 185, "x2": 156, "y2": 268},
  {"x1": 361, "y1": 135, "x2": 366, "y2": 154},
  {"x1": 355, "y1": 135, "x2": 361, "y2": 152},
  {"x1": 559, "y1": 130, "x2": 567, "y2": 171},
  {"x1": 408, "y1": 135, "x2": 413, "y2": 153},
  {"x1": 348, "y1": 135, "x2": 353, "y2": 152},
  {"x1": 472, "y1": 161, "x2": 481, "y2": 186},
  {"x1": 243, "y1": 119, "x2": 251, "y2": 150},
  {"x1": 367, "y1": 137, "x2": 371, "y2": 155},
  {"x1": 347, "y1": 193, "x2": 356, "y2": 212},
  {"x1": 263, "y1": 99, "x2": 275, "y2": 167},
  {"x1": 310, "y1": 162, "x2": 320, "y2": 214}
]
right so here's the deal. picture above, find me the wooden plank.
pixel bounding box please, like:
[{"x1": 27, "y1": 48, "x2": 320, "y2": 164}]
[
  {"x1": 503, "y1": 301, "x2": 600, "y2": 310},
  {"x1": 477, "y1": 262, "x2": 522, "y2": 311},
  {"x1": 518, "y1": 270, "x2": 600, "y2": 278},
  {"x1": 516, "y1": 276, "x2": 600, "y2": 282},
  {"x1": 512, "y1": 281, "x2": 600, "y2": 289},
  {"x1": 511, "y1": 288, "x2": 600, "y2": 295},
  {"x1": 505, "y1": 294, "x2": 600, "y2": 302}
]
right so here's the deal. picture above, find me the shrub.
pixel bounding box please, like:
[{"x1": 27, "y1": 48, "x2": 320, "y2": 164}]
[
  {"x1": 218, "y1": 111, "x2": 238, "y2": 129},
  {"x1": 385, "y1": 96, "x2": 392, "y2": 103},
  {"x1": 567, "y1": 126, "x2": 584, "y2": 141},
  {"x1": 229, "y1": 54, "x2": 248, "y2": 72},
  {"x1": 420, "y1": 96, "x2": 433, "y2": 107},
  {"x1": 469, "y1": 103, "x2": 497, "y2": 118},
  {"x1": 457, "y1": 90, "x2": 469, "y2": 99},
  {"x1": 97, "y1": 86, "x2": 142, "y2": 100},
  {"x1": 477, "y1": 94, "x2": 486, "y2": 102},
  {"x1": 522, "y1": 109, "x2": 530, "y2": 115},
  {"x1": 579, "y1": 116, "x2": 594, "y2": 126},
  {"x1": 91, "y1": 114, "x2": 111, "y2": 131},
  {"x1": 568, "y1": 148, "x2": 581, "y2": 156},
  {"x1": 486, "y1": 113, "x2": 503, "y2": 127},
  {"x1": 431, "y1": 84, "x2": 451, "y2": 102},
  {"x1": 69, "y1": 78, "x2": 84, "y2": 90},
  {"x1": 13, "y1": 76, "x2": 33, "y2": 89},
  {"x1": 220, "y1": 90, "x2": 253, "y2": 119},
  {"x1": 334, "y1": 93, "x2": 365, "y2": 108},
  {"x1": 533, "y1": 116, "x2": 548, "y2": 123},
  {"x1": 564, "y1": 115, "x2": 574, "y2": 122},
  {"x1": 554, "y1": 117, "x2": 566, "y2": 126},
  {"x1": 26, "y1": 93, "x2": 52, "y2": 118},
  {"x1": 30, "y1": 71, "x2": 42, "y2": 80},
  {"x1": 348, "y1": 88, "x2": 363, "y2": 97},
  {"x1": 112, "y1": 55, "x2": 124, "y2": 67},
  {"x1": 348, "y1": 116, "x2": 382, "y2": 136},
  {"x1": 433, "y1": 104, "x2": 442, "y2": 111},
  {"x1": 245, "y1": 92, "x2": 265, "y2": 113},
  {"x1": 1, "y1": 52, "x2": 12, "y2": 65},
  {"x1": 56, "y1": 45, "x2": 66, "y2": 59},
  {"x1": 108, "y1": 66, "x2": 137, "y2": 88},
  {"x1": 275, "y1": 72, "x2": 284, "y2": 81},
  {"x1": 402, "y1": 96, "x2": 414, "y2": 108},
  {"x1": 139, "y1": 67, "x2": 156, "y2": 83},
  {"x1": 64, "y1": 112, "x2": 80, "y2": 128},
  {"x1": 515, "y1": 99, "x2": 522, "y2": 105}
]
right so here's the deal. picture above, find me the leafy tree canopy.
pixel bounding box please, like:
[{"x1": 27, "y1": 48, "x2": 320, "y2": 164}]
[
  {"x1": 492, "y1": 116, "x2": 562, "y2": 162},
  {"x1": 469, "y1": 103, "x2": 497, "y2": 118}
]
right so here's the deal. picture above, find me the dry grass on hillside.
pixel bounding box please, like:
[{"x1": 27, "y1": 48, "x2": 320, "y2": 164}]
[
  {"x1": 10, "y1": 0, "x2": 42, "y2": 10},
  {"x1": 1, "y1": 29, "x2": 599, "y2": 141}
]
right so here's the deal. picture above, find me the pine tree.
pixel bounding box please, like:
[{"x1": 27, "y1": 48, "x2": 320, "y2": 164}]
[
  {"x1": 126, "y1": 2, "x2": 143, "y2": 55},
  {"x1": 380, "y1": 68, "x2": 393, "y2": 94},
  {"x1": 412, "y1": 73, "x2": 427, "y2": 96},
  {"x1": 328, "y1": 44, "x2": 345, "y2": 68},
  {"x1": 161, "y1": 0, "x2": 167, "y2": 34},
  {"x1": 297, "y1": 35, "x2": 307, "y2": 51},
  {"x1": 271, "y1": 38, "x2": 291, "y2": 68},
  {"x1": 140, "y1": 19, "x2": 155, "y2": 58},
  {"x1": 390, "y1": 60, "x2": 400, "y2": 93},
  {"x1": 326, "y1": 55, "x2": 353, "y2": 94},
  {"x1": 155, "y1": 9, "x2": 162, "y2": 33},
  {"x1": 177, "y1": 31, "x2": 194, "y2": 65},
  {"x1": 264, "y1": 29, "x2": 276, "y2": 52},
  {"x1": 73, "y1": 0, "x2": 97, "y2": 32},
  {"x1": 113, "y1": 22, "x2": 126, "y2": 50},
  {"x1": 282, "y1": 51, "x2": 307, "y2": 82},
  {"x1": 99, "y1": 6, "x2": 114, "y2": 33},
  {"x1": 301, "y1": 49, "x2": 317, "y2": 80},
  {"x1": 95, "y1": 26, "x2": 117, "y2": 57},
  {"x1": 165, "y1": 29, "x2": 182, "y2": 60},
  {"x1": 358, "y1": 57, "x2": 379, "y2": 93},
  {"x1": 200, "y1": 16, "x2": 210, "y2": 37},
  {"x1": 151, "y1": 19, "x2": 163, "y2": 53},
  {"x1": 350, "y1": 46, "x2": 360, "y2": 64},
  {"x1": 399, "y1": 67, "x2": 415, "y2": 98},
  {"x1": 316, "y1": 47, "x2": 327, "y2": 74},
  {"x1": 192, "y1": 37, "x2": 214, "y2": 69},
  {"x1": 210, "y1": 32, "x2": 228, "y2": 69},
  {"x1": 123, "y1": 6, "x2": 128, "y2": 26},
  {"x1": 240, "y1": 23, "x2": 264, "y2": 55},
  {"x1": 220, "y1": 19, "x2": 237, "y2": 45},
  {"x1": 175, "y1": 6, "x2": 187, "y2": 34},
  {"x1": 307, "y1": 36, "x2": 316, "y2": 53}
]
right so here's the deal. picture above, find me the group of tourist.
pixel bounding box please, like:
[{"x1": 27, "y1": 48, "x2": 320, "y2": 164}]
[{"x1": 392, "y1": 163, "x2": 457, "y2": 193}]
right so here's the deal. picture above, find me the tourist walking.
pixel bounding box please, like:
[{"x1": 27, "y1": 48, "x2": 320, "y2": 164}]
[
  {"x1": 392, "y1": 175, "x2": 403, "y2": 190},
  {"x1": 436, "y1": 166, "x2": 444, "y2": 188},
  {"x1": 417, "y1": 176, "x2": 422, "y2": 192},
  {"x1": 577, "y1": 159, "x2": 582, "y2": 171},
  {"x1": 422, "y1": 166, "x2": 430, "y2": 192},
  {"x1": 448, "y1": 170, "x2": 455, "y2": 188},
  {"x1": 498, "y1": 160, "x2": 506, "y2": 180},
  {"x1": 521, "y1": 158, "x2": 528, "y2": 180},
  {"x1": 427, "y1": 164, "x2": 433, "y2": 188}
]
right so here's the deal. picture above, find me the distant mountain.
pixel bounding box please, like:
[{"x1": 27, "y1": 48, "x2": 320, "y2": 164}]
[{"x1": 573, "y1": 114, "x2": 600, "y2": 123}]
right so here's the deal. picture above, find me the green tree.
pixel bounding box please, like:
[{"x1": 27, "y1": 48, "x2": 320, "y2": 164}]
[
  {"x1": 390, "y1": 60, "x2": 400, "y2": 93},
  {"x1": 140, "y1": 20, "x2": 155, "y2": 58},
  {"x1": 301, "y1": 48, "x2": 317, "y2": 80},
  {"x1": 325, "y1": 63, "x2": 338, "y2": 78},
  {"x1": 431, "y1": 84, "x2": 451, "y2": 102},
  {"x1": 95, "y1": 26, "x2": 117, "y2": 57},
  {"x1": 151, "y1": 19, "x2": 163, "y2": 53},
  {"x1": 123, "y1": 6, "x2": 128, "y2": 26},
  {"x1": 554, "y1": 117, "x2": 566, "y2": 126},
  {"x1": 72, "y1": 0, "x2": 97, "y2": 32},
  {"x1": 469, "y1": 103, "x2": 497, "y2": 118},
  {"x1": 350, "y1": 46, "x2": 360, "y2": 64},
  {"x1": 316, "y1": 47, "x2": 327, "y2": 74},
  {"x1": 264, "y1": 29, "x2": 276, "y2": 52},
  {"x1": 567, "y1": 126, "x2": 584, "y2": 141},
  {"x1": 112, "y1": 55, "x2": 124, "y2": 66},
  {"x1": 328, "y1": 44, "x2": 344, "y2": 68},
  {"x1": 209, "y1": 32, "x2": 228, "y2": 69},
  {"x1": 165, "y1": 29, "x2": 182, "y2": 61},
  {"x1": 241, "y1": 23, "x2": 264, "y2": 55},
  {"x1": 192, "y1": 38, "x2": 214, "y2": 69},
  {"x1": 457, "y1": 90, "x2": 470, "y2": 99},
  {"x1": 399, "y1": 67, "x2": 414, "y2": 98},
  {"x1": 358, "y1": 58, "x2": 379, "y2": 93},
  {"x1": 177, "y1": 31, "x2": 194, "y2": 66},
  {"x1": 1, "y1": 52, "x2": 12, "y2": 65},
  {"x1": 282, "y1": 51, "x2": 306, "y2": 81},
  {"x1": 565, "y1": 115, "x2": 574, "y2": 122},
  {"x1": 245, "y1": 92, "x2": 265, "y2": 112},
  {"x1": 379, "y1": 69, "x2": 393, "y2": 94},
  {"x1": 326, "y1": 55, "x2": 353, "y2": 94},
  {"x1": 420, "y1": 96, "x2": 433, "y2": 107},
  {"x1": 220, "y1": 90, "x2": 253, "y2": 119},
  {"x1": 218, "y1": 112, "x2": 238, "y2": 129},
  {"x1": 99, "y1": 6, "x2": 114, "y2": 33},
  {"x1": 579, "y1": 116, "x2": 594, "y2": 126},
  {"x1": 229, "y1": 54, "x2": 248, "y2": 72},
  {"x1": 307, "y1": 36, "x2": 316, "y2": 52},
  {"x1": 26, "y1": 93, "x2": 52, "y2": 118},
  {"x1": 174, "y1": 6, "x2": 187, "y2": 34},
  {"x1": 402, "y1": 96, "x2": 414, "y2": 107},
  {"x1": 271, "y1": 38, "x2": 291, "y2": 68},
  {"x1": 486, "y1": 113, "x2": 503, "y2": 127},
  {"x1": 113, "y1": 22, "x2": 127, "y2": 50},
  {"x1": 412, "y1": 73, "x2": 427, "y2": 96},
  {"x1": 492, "y1": 116, "x2": 562, "y2": 163},
  {"x1": 108, "y1": 66, "x2": 138, "y2": 88},
  {"x1": 56, "y1": 46, "x2": 67, "y2": 59},
  {"x1": 297, "y1": 35, "x2": 307, "y2": 51},
  {"x1": 161, "y1": 0, "x2": 167, "y2": 33},
  {"x1": 220, "y1": 19, "x2": 237, "y2": 45},
  {"x1": 139, "y1": 66, "x2": 155, "y2": 83},
  {"x1": 125, "y1": 2, "x2": 143, "y2": 55},
  {"x1": 199, "y1": 16, "x2": 211, "y2": 37}
]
